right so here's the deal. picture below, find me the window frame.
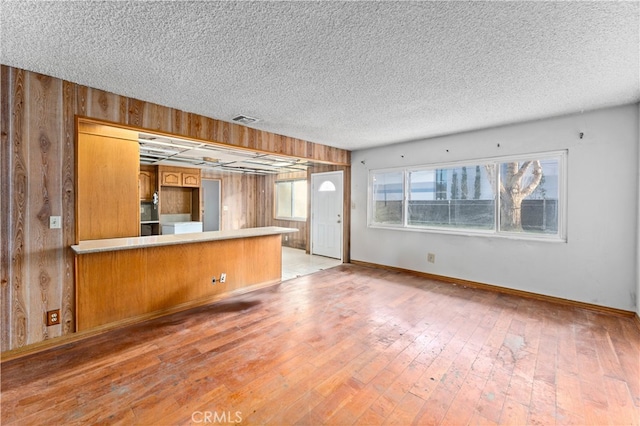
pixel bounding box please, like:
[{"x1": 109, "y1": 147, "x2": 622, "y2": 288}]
[
  {"x1": 274, "y1": 178, "x2": 308, "y2": 222},
  {"x1": 369, "y1": 168, "x2": 406, "y2": 228},
  {"x1": 368, "y1": 150, "x2": 568, "y2": 242}
]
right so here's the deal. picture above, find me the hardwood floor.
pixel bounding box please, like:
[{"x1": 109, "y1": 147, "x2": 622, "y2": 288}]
[{"x1": 2, "y1": 264, "x2": 639, "y2": 425}]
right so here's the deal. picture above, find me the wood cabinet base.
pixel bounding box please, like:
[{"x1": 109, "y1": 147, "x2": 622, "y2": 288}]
[{"x1": 75, "y1": 235, "x2": 281, "y2": 331}]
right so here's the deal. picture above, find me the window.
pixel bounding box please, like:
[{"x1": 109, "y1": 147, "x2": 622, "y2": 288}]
[
  {"x1": 369, "y1": 151, "x2": 566, "y2": 240},
  {"x1": 371, "y1": 171, "x2": 404, "y2": 225},
  {"x1": 498, "y1": 157, "x2": 561, "y2": 235},
  {"x1": 318, "y1": 180, "x2": 336, "y2": 192},
  {"x1": 407, "y1": 166, "x2": 494, "y2": 230},
  {"x1": 275, "y1": 179, "x2": 307, "y2": 221}
]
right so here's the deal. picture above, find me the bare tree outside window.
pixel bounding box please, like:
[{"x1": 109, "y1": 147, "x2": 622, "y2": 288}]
[{"x1": 486, "y1": 161, "x2": 542, "y2": 231}]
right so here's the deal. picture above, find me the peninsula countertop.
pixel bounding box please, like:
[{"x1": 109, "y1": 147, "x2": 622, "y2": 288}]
[{"x1": 71, "y1": 226, "x2": 299, "y2": 254}]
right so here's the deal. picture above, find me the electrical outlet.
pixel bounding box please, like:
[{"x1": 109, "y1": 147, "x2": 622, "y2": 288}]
[
  {"x1": 220, "y1": 273, "x2": 226, "y2": 283},
  {"x1": 49, "y1": 216, "x2": 61, "y2": 229},
  {"x1": 46, "y1": 309, "x2": 60, "y2": 326},
  {"x1": 427, "y1": 253, "x2": 436, "y2": 264}
]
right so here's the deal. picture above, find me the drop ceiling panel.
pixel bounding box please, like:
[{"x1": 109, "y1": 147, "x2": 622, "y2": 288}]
[{"x1": 138, "y1": 132, "x2": 309, "y2": 174}]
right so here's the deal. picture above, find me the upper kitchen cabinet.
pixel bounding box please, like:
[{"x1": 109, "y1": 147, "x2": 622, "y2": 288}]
[
  {"x1": 158, "y1": 166, "x2": 202, "y2": 222},
  {"x1": 160, "y1": 170, "x2": 181, "y2": 187},
  {"x1": 76, "y1": 119, "x2": 141, "y2": 242},
  {"x1": 182, "y1": 170, "x2": 201, "y2": 187},
  {"x1": 139, "y1": 165, "x2": 157, "y2": 201},
  {"x1": 159, "y1": 166, "x2": 201, "y2": 188}
]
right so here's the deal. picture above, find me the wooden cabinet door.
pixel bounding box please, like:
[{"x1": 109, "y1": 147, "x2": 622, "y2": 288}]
[
  {"x1": 77, "y1": 128, "x2": 140, "y2": 241},
  {"x1": 161, "y1": 171, "x2": 182, "y2": 187},
  {"x1": 139, "y1": 170, "x2": 156, "y2": 200},
  {"x1": 182, "y1": 171, "x2": 200, "y2": 187}
]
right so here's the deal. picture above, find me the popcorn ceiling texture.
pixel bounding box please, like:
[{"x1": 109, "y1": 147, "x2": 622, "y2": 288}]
[{"x1": 1, "y1": 1, "x2": 638, "y2": 150}]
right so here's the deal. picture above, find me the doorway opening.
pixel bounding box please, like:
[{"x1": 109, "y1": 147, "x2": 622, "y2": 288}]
[{"x1": 202, "y1": 179, "x2": 221, "y2": 232}]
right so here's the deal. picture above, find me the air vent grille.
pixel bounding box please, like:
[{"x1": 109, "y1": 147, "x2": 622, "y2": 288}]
[{"x1": 232, "y1": 115, "x2": 260, "y2": 124}]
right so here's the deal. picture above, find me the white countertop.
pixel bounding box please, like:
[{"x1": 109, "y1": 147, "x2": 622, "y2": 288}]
[{"x1": 71, "y1": 226, "x2": 299, "y2": 254}]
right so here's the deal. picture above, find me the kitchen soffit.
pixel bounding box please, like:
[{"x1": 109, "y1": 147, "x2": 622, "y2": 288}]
[{"x1": 138, "y1": 132, "x2": 311, "y2": 175}]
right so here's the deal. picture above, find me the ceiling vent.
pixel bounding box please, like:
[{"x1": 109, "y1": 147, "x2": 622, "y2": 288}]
[{"x1": 232, "y1": 114, "x2": 260, "y2": 125}]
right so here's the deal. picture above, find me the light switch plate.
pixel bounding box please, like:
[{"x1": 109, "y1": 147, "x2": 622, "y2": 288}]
[{"x1": 49, "y1": 216, "x2": 61, "y2": 229}]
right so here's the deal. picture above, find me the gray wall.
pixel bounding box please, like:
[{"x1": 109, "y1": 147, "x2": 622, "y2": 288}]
[{"x1": 351, "y1": 104, "x2": 639, "y2": 311}]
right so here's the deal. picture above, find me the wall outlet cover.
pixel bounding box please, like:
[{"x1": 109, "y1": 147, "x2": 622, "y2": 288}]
[{"x1": 46, "y1": 309, "x2": 61, "y2": 326}]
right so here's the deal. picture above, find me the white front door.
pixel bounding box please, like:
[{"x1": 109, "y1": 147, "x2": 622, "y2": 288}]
[{"x1": 311, "y1": 171, "x2": 343, "y2": 259}]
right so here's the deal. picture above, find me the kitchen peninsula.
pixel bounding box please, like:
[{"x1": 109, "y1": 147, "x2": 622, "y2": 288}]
[
  {"x1": 72, "y1": 227, "x2": 297, "y2": 331},
  {"x1": 74, "y1": 118, "x2": 302, "y2": 333}
]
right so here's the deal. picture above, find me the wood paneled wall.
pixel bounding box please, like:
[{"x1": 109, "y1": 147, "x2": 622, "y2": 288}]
[
  {"x1": 258, "y1": 172, "x2": 309, "y2": 251},
  {"x1": 200, "y1": 169, "x2": 259, "y2": 230},
  {"x1": 0, "y1": 65, "x2": 350, "y2": 352}
]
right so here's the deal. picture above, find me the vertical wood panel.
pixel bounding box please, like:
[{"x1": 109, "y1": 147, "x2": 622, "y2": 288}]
[
  {"x1": 61, "y1": 80, "x2": 76, "y2": 334},
  {"x1": 9, "y1": 68, "x2": 28, "y2": 348},
  {"x1": 127, "y1": 98, "x2": 144, "y2": 128},
  {"x1": 229, "y1": 123, "x2": 252, "y2": 149},
  {"x1": 188, "y1": 112, "x2": 206, "y2": 140},
  {"x1": 1, "y1": 66, "x2": 12, "y2": 351},
  {"x1": 140, "y1": 102, "x2": 173, "y2": 133},
  {"x1": 26, "y1": 72, "x2": 64, "y2": 343},
  {"x1": 171, "y1": 108, "x2": 188, "y2": 136},
  {"x1": 79, "y1": 86, "x2": 126, "y2": 123}
]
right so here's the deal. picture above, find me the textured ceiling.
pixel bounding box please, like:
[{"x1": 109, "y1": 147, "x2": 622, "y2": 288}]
[{"x1": 1, "y1": 1, "x2": 638, "y2": 151}]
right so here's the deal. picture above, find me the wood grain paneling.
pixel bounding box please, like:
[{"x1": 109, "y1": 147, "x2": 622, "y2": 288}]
[
  {"x1": 200, "y1": 169, "x2": 259, "y2": 230},
  {"x1": 6, "y1": 68, "x2": 29, "y2": 349},
  {"x1": 1, "y1": 65, "x2": 350, "y2": 352},
  {"x1": 61, "y1": 80, "x2": 76, "y2": 335},
  {"x1": 159, "y1": 187, "x2": 192, "y2": 215},
  {"x1": 26, "y1": 72, "x2": 63, "y2": 344},
  {"x1": 76, "y1": 235, "x2": 281, "y2": 331},
  {"x1": 258, "y1": 172, "x2": 309, "y2": 250},
  {"x1": 77, "y1": 86, "x2": 127, "y2": 124},
  {"x1": 1, "y1": 65, "x2": 11, "y2": 351}
]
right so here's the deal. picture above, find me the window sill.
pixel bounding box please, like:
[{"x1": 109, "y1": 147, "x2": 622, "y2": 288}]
[
  {"x1": 367, "y1": 224, "x2": 567, "y2": 243},
  {"x1": 276, "y1": 217, "x2": 307, "y2": 223}
]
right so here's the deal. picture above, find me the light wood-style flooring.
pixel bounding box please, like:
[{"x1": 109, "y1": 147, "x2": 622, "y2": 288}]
[{"x1": 2, "y1": 264, "x2": 639, "y2": 425}]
